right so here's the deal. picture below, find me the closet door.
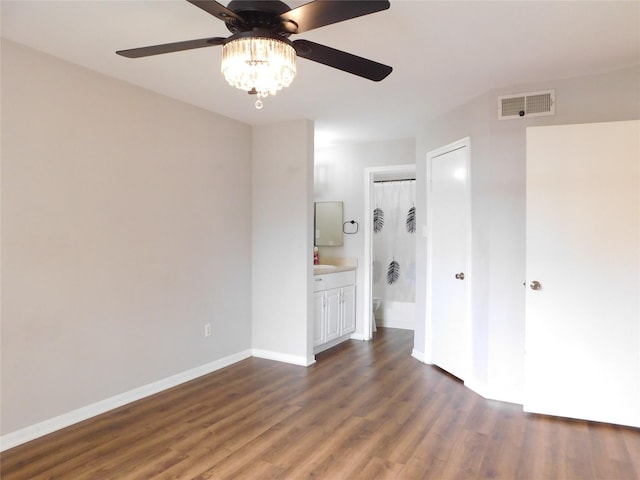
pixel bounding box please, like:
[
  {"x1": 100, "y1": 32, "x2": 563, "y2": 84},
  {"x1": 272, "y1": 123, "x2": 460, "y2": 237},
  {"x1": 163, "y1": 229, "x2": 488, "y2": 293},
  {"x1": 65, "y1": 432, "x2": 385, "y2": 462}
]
[
  {"x1": 426, "y1": 138, "x2": 471, "y2": 381},
  {"x1": 525, "y1": 120, "x2": 640, "y2": 427}
]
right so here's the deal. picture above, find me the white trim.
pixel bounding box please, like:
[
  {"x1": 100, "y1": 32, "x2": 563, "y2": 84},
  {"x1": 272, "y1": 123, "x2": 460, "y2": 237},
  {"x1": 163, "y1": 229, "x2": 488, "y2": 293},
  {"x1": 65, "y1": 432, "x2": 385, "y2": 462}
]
[
  {"x1": 313, "y1": 333, "x2": 353, "y2": 355},
  {"x1": 363, "y1": 164, "x2": 416, "y2": 342},
  {"x1": 377, "y1": 301, "x2": 416, "y2": 331},
  {"x1": 251, "y1": 349, "x2": 314, "y2": 367},
  {"x1": 425, "y1": 138, "x2": 472, "y2": 376},
  {"x1": 411, "y1": 349, "x2": 425, "y2": 362},
  {"x1": 465, "y1": 379, "x2": 524, "y2": 406},
  {"x1": 0, "y1": 349, "x2": 253, "y2": 451},
  {"x1": 377, "y1": 319, "x2": 415, "y2": 330},
  {"x1": 350, "y1": 333, "x2": 365, "y2": 341}
]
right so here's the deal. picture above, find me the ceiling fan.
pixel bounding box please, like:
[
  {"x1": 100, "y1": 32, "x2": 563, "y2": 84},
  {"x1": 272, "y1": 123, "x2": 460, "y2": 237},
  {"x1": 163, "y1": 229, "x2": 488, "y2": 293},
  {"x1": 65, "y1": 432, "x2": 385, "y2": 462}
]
[{"x1": 116, "y1": 0, "x2": 392, "y2": 108}]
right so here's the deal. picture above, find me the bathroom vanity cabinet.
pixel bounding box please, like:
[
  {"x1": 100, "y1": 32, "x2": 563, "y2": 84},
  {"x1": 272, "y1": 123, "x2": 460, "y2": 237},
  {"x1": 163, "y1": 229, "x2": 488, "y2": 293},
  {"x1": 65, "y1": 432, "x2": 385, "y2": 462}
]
[{"x1": 313, "y1": 269, "x2": 356, "y2": 353}]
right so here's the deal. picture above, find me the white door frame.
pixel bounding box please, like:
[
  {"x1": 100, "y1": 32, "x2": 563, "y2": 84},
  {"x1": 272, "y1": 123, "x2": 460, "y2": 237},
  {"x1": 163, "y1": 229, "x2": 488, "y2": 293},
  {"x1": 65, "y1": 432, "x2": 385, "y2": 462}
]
[
  {"x1": 425, "y1": 137, "x2": 472, "y2": 377},
  {"x1": 363, "y1": 164, "x2": 416, "y2": 341}
]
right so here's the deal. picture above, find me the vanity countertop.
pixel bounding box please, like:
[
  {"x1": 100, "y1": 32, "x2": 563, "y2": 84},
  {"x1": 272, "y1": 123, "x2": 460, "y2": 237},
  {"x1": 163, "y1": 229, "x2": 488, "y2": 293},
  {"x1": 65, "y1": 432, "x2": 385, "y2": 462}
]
[{"x1": 313, "y1": 264, "x2": 356, "y2": 275}]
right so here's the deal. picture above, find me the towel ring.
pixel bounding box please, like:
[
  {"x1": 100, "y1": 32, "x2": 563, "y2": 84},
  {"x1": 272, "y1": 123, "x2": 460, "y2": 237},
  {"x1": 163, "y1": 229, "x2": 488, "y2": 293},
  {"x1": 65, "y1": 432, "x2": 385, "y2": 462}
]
[{"x1": 343, "y1": 220, "x2": 359, "y2": 235}]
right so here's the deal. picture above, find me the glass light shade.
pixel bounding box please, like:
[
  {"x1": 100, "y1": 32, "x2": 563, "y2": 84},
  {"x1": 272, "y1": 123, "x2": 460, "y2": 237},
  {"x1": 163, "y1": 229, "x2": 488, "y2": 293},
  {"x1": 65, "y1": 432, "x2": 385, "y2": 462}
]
[{"x1": 221, "y1": 37, "x2": 296, "y2": 98}]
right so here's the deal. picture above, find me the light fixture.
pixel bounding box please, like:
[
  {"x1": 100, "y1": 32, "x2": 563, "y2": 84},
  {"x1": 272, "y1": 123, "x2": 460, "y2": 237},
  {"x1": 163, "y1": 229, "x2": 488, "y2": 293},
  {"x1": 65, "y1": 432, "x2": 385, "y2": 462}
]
[{"x1": 221, "y1": 34, "x2": 296, "y2": 109}]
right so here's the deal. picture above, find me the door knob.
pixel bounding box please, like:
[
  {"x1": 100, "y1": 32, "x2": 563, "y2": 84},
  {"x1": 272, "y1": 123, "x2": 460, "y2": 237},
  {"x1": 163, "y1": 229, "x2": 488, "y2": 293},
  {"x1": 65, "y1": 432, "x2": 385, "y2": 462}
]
[
  {"x1": 455, "y1": 272, "x2": 465, "y2": 280},
  {"x1": 530, "y1": 280, "x2": 542, "y2": 290}
]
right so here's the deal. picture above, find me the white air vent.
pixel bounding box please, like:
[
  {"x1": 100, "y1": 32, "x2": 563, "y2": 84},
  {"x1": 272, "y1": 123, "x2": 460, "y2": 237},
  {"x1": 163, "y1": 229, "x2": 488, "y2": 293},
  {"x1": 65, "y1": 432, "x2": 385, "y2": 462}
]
[{"x1": 498, "y1": 89, "x2": 555, "y2": 120}]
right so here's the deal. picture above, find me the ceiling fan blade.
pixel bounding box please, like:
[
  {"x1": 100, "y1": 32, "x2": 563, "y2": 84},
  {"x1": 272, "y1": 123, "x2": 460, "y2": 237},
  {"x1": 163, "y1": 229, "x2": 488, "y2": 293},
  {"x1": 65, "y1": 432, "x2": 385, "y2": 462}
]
[
  {"x1": 293, "y1": 40, "x2": 392, "y2": 81},
  {"x1": 186, "y1": 0, "x2": 244, "y2": 22},
  {"x1": 280, "y1": 0, "x2": 389, "y2": 34},
  {"x1": 116, "y1": 37, "x2": 225, "y2": 58}
]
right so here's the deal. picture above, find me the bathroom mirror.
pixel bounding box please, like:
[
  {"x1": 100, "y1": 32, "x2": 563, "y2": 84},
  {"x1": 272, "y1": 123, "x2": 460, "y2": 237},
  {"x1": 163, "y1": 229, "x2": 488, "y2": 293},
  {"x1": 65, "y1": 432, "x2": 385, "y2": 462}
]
[{"x1": 315, "y1": 201, "x2": 343, "y2": 246}]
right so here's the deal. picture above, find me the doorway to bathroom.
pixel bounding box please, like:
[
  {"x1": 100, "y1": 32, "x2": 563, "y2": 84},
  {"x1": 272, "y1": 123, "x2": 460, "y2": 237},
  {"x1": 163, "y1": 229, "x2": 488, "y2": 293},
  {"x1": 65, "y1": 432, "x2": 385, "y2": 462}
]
[{"x1": 363, "y1": 165, "x2": 416, "y2": 341}]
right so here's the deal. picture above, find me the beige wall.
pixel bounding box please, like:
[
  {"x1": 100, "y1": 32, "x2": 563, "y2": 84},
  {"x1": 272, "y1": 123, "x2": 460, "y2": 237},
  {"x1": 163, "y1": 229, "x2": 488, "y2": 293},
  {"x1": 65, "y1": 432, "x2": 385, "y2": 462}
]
[
  {"x1": 1, "y1": 40, "x2": 253, "y2": 435},
  {"x1": 251, "y1": 120, "x2": 314, "y2": 365},
  {"x1": 415, "y1": 65, "x2": 640, "y2": 403}
]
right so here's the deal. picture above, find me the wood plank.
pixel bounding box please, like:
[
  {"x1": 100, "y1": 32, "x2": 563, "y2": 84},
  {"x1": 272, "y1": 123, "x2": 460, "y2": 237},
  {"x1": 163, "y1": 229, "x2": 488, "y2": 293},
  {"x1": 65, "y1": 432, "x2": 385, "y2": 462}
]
[{"x1": 2, "y1": 328, "x2": 639, "y2": 480}]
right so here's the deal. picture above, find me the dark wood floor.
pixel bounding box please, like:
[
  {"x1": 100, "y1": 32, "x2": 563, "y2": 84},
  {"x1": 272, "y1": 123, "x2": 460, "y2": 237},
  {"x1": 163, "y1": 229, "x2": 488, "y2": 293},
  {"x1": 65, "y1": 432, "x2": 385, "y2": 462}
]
[{"x1": 2, "y1": 328, "x2": 639, "y2": 479}]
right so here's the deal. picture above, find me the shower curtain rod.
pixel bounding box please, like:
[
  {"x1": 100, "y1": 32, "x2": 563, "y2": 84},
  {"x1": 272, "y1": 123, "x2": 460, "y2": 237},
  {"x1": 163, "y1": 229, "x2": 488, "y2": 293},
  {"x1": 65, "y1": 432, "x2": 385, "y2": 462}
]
[{"x1": 374, "y1": 178, "x2": 416, "y2": 183}]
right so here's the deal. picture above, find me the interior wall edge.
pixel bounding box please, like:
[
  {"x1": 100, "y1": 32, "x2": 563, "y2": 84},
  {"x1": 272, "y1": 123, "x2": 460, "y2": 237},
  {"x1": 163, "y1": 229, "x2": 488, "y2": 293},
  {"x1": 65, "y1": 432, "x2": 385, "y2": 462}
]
[{"x1": 411, "y1": 349, "x2": 425, "y2": 363}]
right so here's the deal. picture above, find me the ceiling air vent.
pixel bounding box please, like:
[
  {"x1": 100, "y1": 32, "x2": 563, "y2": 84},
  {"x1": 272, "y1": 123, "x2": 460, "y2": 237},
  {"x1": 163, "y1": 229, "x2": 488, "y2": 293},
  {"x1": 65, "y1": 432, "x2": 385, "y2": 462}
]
[{"x1": 498, "y1": 89, "x2": 555, "y2": 120}]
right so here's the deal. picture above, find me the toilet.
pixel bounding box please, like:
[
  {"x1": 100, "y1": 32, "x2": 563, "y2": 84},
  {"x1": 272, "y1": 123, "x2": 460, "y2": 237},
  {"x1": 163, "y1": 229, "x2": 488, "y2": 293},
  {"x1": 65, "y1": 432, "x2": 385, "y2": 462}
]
[{"x1": 372, "y1": 298, "x2": 381, "y2": 332}]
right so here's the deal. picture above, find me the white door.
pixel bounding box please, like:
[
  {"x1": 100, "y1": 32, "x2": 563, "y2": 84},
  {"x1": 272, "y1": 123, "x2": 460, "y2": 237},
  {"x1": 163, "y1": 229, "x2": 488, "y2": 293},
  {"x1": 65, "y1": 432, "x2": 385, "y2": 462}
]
[
  {"x1": 426, "y1": 139, "x2": 471, "y2": 381},
  {"x1": 525, "y1": 120, "x2": 640, "y2": 427}
]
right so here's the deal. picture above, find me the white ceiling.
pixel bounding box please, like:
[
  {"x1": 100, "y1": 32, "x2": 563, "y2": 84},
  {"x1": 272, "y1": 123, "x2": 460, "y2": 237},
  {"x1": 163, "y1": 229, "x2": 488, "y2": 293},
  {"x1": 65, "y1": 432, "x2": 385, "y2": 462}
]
[{"x1": 2, "y1": 1, "x2": 639, "y2": 145}]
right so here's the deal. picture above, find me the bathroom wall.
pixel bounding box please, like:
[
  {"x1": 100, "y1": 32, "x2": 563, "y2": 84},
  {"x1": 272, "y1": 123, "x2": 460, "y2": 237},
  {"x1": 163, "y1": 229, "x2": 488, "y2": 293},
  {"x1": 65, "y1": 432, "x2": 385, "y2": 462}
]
[{"x1": 314, "y1": 138, "x2": 416, "y2": 337}]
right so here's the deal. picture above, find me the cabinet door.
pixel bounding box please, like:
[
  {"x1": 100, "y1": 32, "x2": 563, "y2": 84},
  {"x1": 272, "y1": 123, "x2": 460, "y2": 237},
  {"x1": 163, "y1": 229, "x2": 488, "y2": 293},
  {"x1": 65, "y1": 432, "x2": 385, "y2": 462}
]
[
  {"x1": 341, "y1": 285, "x2": 356, "y2": 335},
  {"x1": 428, "y1": 142, "x2": 470, "y2": 382},
  {"x1": 325, "y1": 288, "x2": 341, "y2": 342},
  {"x1": 313, "y1": 291, "x2": 326, "y2": 347}
]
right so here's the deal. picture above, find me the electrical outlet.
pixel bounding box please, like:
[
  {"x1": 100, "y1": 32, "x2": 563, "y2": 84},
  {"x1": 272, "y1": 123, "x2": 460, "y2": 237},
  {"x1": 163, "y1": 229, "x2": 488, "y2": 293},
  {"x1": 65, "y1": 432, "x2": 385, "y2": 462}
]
[{"x1": 204, "y1": 323, "x2": 212, "y2": 337}]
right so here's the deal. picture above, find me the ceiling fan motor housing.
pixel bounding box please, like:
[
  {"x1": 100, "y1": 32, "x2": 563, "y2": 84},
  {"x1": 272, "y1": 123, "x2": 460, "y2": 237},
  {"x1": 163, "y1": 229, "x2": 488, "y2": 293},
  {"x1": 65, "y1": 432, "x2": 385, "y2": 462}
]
[{"x1": 225, "y1": 1, "x2": 296, "y2": 36}]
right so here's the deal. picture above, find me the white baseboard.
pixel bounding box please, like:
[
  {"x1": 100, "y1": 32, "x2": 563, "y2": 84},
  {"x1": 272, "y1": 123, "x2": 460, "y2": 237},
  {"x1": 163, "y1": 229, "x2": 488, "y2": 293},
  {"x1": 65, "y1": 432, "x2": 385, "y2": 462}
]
[
  {"x1": 0, "y1": 349, "x2": 252, "y2": 452},
  {"x1": 464, "y1": 379, "x2": 524, "y2": 406},
  {"x1": 350, "y1": 333, "x2": 365, "y2": 341},
  {"x1": 312, "y1": 333, "x2": 353, "y2": 355},
  {"x1": 411, "y1": 348, "x2": 425, "y2": 362},
  {"x1": 376, "y1": 301, "x2": 415, "y2": 331},
  {"x1": 251, "y1": 349, "x2": 313, "y2": 367},
  {"x1": 378, "y1": 319, "x2": 415, "y2": 330}
]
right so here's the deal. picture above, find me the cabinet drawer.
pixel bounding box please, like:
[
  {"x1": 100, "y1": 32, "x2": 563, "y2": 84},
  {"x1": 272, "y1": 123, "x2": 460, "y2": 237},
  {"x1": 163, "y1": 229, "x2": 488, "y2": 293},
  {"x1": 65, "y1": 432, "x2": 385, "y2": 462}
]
[
  {"x1": 314, "y1": 270, "x2": 355, "y2": 291},
  {"x1": 313, "y1": 276, "x2": 327, "y2": 292},
  {"x1": 322, "y1": 270, "x2": 355, "y2": 290}
]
